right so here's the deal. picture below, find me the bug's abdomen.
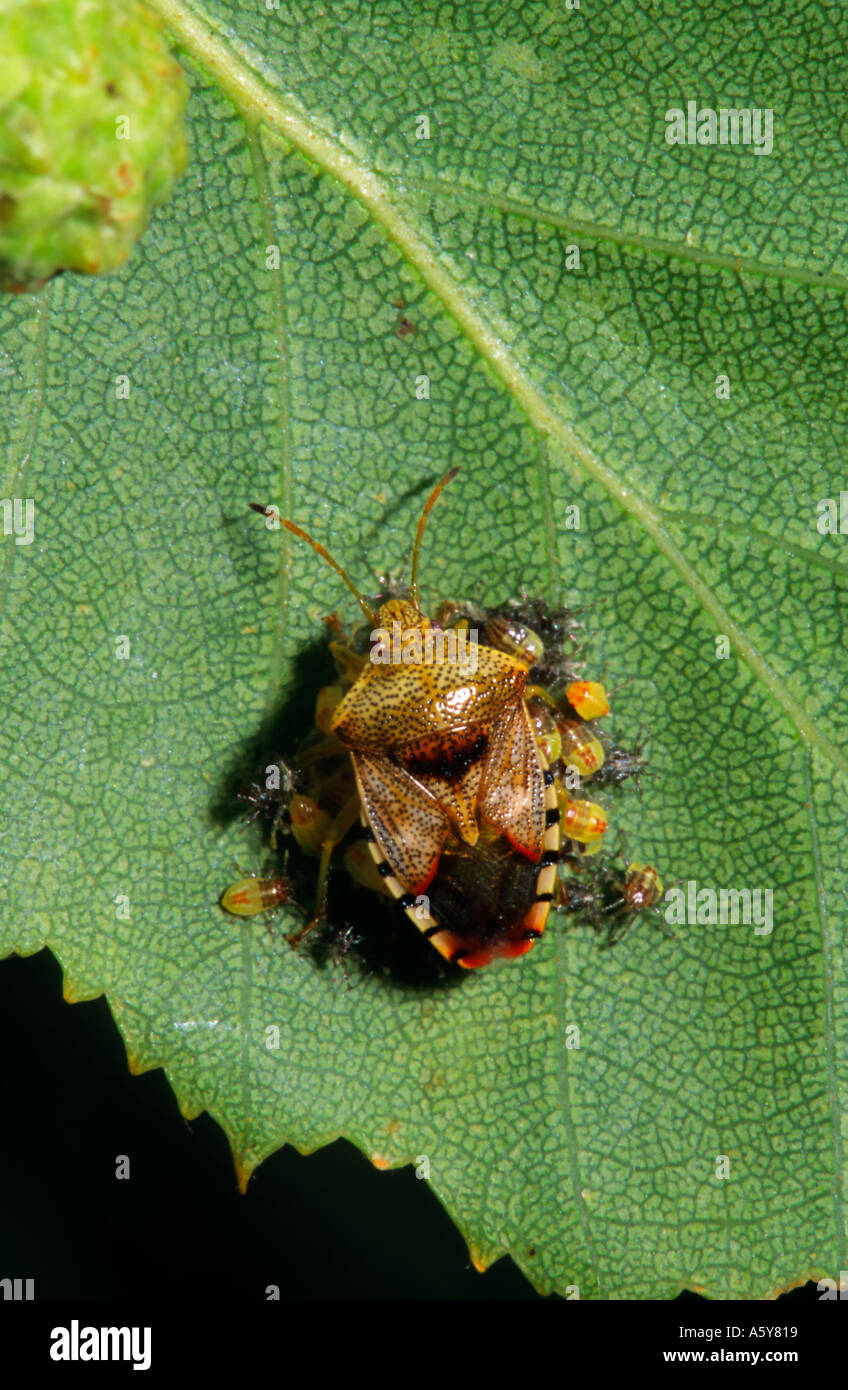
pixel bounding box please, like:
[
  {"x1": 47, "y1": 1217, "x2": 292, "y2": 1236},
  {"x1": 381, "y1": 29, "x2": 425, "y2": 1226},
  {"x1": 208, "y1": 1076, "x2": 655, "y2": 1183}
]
[{"x1": 424, "y1": 820, "x2": 557, "y2": 968}]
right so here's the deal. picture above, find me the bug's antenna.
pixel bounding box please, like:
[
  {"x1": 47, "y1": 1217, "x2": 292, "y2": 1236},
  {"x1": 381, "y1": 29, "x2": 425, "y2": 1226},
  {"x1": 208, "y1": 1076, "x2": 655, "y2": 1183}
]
[
  {"x1": 408, "y1": 467, "x2": 460, "y2": 610},
  {"x1": 250, "y1": 504, "x2": 379, "y2": 625}
]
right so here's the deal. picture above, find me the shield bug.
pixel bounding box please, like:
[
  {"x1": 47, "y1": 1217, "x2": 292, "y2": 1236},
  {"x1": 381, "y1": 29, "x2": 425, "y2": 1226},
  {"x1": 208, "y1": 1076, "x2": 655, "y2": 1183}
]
[
  {"x1": 564, "y1": 679, "x2": 610, "y2": 721},
  {"x1": 603, "y1": 861, "x2": 672, "y2": 947},
  {"x1": 220, "y1": 861, "x2": 296, "y2": 921},
  {"x1": 234, "y1": 758, "x2": 294, "y2": 848},
  {"x1": 622, "y1": 862, "x2": 664, "y2": 912},
  {"x1": 591, "y1": 732, "x2": 649, "y2": 793},
  {"x1": 556, "y1": 854, "x2": 670, "y2": 946},
  {"x1": 248, "y1": 470, "x2": 564, "y2": 968},
  {"x1": 241, "y1": 471, "x2": 666, "y2": 967}
]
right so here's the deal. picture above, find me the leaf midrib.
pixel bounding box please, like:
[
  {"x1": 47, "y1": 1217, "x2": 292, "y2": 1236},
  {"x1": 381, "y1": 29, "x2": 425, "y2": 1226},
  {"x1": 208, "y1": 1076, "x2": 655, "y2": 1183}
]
[{"x1": 245, "y1": 125, "x2": 295, "y2": 708}]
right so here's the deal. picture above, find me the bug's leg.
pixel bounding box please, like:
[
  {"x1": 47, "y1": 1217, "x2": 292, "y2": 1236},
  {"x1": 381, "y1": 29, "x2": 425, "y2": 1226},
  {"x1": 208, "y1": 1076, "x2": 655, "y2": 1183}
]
[
  {"x1": 289, "y1": 677, "x2": 354, "y2": 785},
  {"x1": 328, "y1": 640, "x2": 368, "y2": 684},
  {"x1": 550, "y1": 873, "x2": 569, "y2": 913},
  {"x1": 292, "y1": 680, "x2": 353, "y2": 775},
  {"x1": 602, "y1": 918, "x2": 628, "y2": 948},
  {"x1": 553, "y1": 872, "x2": 590, "y2": 916},
  {"x1": 278, "y1": 776, "x2": 301, "y2": 851},
  {"x1": 269, "y1": 803, "x2": 288, "y2": 852},
  {"x1": 286, "y1": 792, "x2": 361, "y2": 948},
  {"x1": 649, "y1": 910, "x2": 677, "y2": 942},
  {"x1": 601, "y1": 890, "x2": 677, "y2": 948},
  {"x1": 525, "y1": 683, "x2": 558, "y2": 709},
  {"x1": 295, "y1": 734, "x2": 347, "y2": 771}
]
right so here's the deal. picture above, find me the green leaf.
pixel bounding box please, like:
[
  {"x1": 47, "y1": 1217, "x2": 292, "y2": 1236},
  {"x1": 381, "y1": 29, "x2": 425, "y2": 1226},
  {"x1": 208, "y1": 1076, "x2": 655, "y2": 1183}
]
[{"x1": 2, "y1": 0, "x2": 847, "y2": 1299}]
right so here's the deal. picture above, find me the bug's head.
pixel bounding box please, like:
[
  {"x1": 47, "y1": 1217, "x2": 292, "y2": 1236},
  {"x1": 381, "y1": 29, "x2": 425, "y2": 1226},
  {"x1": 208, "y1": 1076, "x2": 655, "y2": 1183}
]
[
  {"x1": 373, "y1": 596, "x2": 434, "y2": 638},
  {"x1": 250, "y1": 468, "x2": 460, "y2": 631}
]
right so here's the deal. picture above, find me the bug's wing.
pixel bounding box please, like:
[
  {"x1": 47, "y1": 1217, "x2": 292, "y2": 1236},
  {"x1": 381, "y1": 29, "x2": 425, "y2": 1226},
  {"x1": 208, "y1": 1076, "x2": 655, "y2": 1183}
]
[
  {"x1": 353, "y1": 751, "x2": 450, "y2": 895},
  {"x1": 478, "y1": 700, "x2": 547, "y2": 860},
  {"x1": 397, "y1": 756, "x2": 485, "y2": 848}
]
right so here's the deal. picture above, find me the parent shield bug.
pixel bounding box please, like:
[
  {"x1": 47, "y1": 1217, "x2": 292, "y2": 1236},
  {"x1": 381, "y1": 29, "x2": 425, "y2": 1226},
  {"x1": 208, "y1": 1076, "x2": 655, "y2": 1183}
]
[
  {"x1": 247, "y1": 470, "x2": 567, "y2": 968},
  {"x1": 236, "y1": 470, "x2": 665, "y2": 968}
]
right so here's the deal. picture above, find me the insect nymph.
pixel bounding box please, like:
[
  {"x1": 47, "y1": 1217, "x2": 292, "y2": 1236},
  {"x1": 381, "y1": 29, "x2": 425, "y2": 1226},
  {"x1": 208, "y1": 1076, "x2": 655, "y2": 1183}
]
[{"x1": 228, "y1": 470, "x2": 651, "y2": 968}]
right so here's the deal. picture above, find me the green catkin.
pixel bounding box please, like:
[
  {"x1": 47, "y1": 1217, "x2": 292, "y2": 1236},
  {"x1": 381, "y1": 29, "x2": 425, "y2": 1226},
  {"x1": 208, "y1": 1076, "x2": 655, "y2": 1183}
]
[{"x1": 0, "y1": 0, "x2": 188, "y2": 291}]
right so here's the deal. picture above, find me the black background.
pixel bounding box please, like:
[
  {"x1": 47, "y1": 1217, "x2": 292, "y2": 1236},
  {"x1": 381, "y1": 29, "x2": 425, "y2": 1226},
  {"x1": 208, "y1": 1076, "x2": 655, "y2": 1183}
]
[{"x1": 0, "y1": 949, "x2": 825, "y2": 1302}]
